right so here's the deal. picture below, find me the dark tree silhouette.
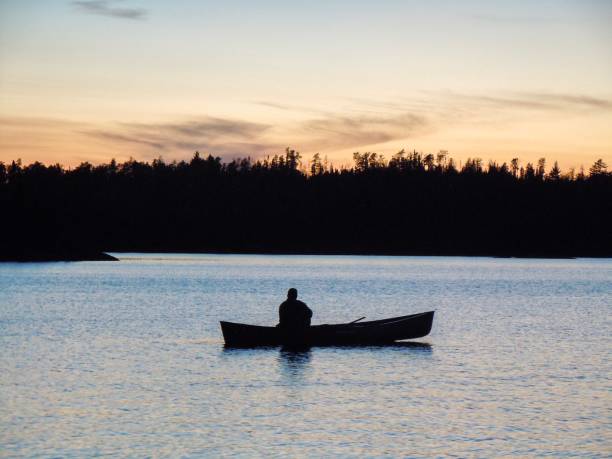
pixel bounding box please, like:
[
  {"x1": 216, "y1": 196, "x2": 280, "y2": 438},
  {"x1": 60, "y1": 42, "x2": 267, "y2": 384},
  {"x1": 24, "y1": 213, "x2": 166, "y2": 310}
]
[
  {"x1": 536, "y1": 158, "x2": 546, "y2": 180},
  {"x1": 590, "y1": 158, "x2": 608, "y2": 176},
  {"x1": 549, "y1": 161, "x2": 561, "y2": 181},
  {"x1": 510, "y1": 158, "x2": 519, "y2": 178},
  {"x1": 1, "y1": 149, "x2": 611, "y2": 260}
]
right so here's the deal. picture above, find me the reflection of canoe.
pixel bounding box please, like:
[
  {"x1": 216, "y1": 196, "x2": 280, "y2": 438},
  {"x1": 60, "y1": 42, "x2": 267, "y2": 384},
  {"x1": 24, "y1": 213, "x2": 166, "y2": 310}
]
[{"x1": 220, "y1": 311, "x2": 434, "y2": 347}]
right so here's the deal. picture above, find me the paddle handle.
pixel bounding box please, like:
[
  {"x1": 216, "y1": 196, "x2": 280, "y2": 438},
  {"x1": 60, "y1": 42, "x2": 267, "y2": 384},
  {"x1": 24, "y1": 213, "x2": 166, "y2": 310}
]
[{"x1": 350, "y1": 316, "x2": 366, "y2": 324}]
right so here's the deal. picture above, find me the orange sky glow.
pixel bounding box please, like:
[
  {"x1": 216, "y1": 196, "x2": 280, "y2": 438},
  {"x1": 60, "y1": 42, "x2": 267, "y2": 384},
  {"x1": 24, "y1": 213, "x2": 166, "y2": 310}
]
[{"x1": 1, "y1": 1, "x2": 611, "y2": 171}]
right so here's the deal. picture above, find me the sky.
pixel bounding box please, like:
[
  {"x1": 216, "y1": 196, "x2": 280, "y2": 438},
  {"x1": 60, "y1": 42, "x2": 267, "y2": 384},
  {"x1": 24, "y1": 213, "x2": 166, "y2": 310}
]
[{"x1": 1, "y1": 0, "x2": 611, "y2": 170}]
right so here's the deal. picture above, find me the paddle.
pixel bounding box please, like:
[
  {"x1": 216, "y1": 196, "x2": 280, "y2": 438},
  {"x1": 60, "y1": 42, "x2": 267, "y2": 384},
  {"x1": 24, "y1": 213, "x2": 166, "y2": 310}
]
[{"x1": 349, "y1": 316, "x2": 366, "y2": 324}]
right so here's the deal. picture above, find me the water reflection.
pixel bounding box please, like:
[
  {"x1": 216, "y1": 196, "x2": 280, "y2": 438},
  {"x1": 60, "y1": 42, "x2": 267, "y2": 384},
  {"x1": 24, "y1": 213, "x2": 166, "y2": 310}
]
[
  {"x1": 366, "y1": 341, "x2": 433, "y2": 352},
  {"x1": 222, "y1": 341, "x2": 432, "y2": 354},
  {"x1": 278, "y1": 346, "x2": 312, "y2": 381},
  {"x1": 222, "y1": 345, "x2": 278, "y2": 352}
]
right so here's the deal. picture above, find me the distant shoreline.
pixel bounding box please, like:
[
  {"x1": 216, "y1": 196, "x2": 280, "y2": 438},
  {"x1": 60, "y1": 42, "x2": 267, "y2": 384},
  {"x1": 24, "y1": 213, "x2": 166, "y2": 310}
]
[
  {"x1": 107, "y1": 249, "x2": 605, "y2": 260},
  {"x1": 4, "y1": 249, "x2": 611, "y2": 262},
  {"x1": 0, "y1": 251, "x2": 118, "y2": 262}
]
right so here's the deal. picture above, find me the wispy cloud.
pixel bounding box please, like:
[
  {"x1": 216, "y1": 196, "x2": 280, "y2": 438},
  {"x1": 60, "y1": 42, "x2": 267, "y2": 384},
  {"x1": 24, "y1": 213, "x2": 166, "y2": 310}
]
[
  {"x1": 253, "y1": 99, "x2": 434, "y2": 151},
  {"x1": 253, "y1": 101, "x2": 331, "y2": 116},
  {"x1": 71, "y1": 0, "x2": 148, "y2": 20},
  {"x1": 83, "y1": 131, "x2": 165, "y2": 150},
  {"x1": 449, "y1": 92, "x2": 612, "y2": 112},
  {"x1": 80, "y1": 117, "x2": 275, "y2": 159},
  {"x1": 3, "y1": 90, "x2": 610, "y2": 166},
  {"x1": 75, "y1": 111, "x2": 430, "y2": 160},
  {"x1": 78, "y1": 91, "x2": 612, "y2": 159},
  {"x1": 298, "y1": 113, "x2": 430, "y2": 151},
  {"x1": 290, "y1": 91, "x2": 612, "y2": 151}
]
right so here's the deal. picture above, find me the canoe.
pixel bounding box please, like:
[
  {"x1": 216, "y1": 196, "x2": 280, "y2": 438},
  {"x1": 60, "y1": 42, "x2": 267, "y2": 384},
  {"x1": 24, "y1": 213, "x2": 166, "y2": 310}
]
[{"x1": 220, "y1": 311, "x2": 434, "y2": 347}]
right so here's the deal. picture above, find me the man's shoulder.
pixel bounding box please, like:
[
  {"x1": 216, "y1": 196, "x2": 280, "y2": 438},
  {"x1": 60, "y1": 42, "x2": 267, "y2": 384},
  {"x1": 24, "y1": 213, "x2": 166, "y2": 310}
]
[{"x1": 280, "y1": 299, "x2": 306, "y2": 308}]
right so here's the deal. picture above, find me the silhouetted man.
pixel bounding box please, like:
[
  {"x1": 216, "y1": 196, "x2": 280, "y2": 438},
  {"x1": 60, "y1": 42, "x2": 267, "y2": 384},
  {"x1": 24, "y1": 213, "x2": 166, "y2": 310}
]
[{"x1": 278, "y1": 288, "x2": 312, "y2": 330}]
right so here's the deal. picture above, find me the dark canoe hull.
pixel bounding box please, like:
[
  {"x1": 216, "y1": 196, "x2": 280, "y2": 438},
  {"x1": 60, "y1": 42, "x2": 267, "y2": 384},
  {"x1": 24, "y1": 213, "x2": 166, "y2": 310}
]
[{"x1": 220, "y1": 311, "x2": 434, "y2": 347}]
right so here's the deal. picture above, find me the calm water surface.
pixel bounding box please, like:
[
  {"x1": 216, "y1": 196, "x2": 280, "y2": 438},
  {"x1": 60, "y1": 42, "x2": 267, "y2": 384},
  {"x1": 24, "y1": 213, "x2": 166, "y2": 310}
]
[{"x1": 1, "y1": 254, "x2": 611, "y2": 457}]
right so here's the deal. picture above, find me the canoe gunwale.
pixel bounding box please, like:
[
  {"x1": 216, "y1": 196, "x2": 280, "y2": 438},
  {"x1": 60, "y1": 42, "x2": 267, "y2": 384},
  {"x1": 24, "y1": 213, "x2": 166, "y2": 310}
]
[{"x1": 220, "y1": 311, "x2": 433, "y2": 331}]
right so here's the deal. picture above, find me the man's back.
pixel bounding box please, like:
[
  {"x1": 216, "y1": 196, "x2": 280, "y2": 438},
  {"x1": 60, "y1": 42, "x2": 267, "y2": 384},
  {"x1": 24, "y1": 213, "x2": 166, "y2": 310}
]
[{"x1": 278, "y1": 298, "x2": 312, "y2": 330}]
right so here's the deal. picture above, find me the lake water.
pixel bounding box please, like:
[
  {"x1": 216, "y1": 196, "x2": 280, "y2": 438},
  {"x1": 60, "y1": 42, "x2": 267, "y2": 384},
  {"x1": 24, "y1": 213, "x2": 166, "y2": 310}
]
[{"x1": 1, "y1": 254, "x2": 610, "y2": 457}]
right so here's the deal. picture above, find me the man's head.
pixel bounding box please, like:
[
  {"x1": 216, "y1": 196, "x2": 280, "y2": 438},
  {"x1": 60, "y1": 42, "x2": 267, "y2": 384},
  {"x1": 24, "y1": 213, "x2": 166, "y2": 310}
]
[{"x1": 287, "y1": 288, "x2": 298, "y2": 300}]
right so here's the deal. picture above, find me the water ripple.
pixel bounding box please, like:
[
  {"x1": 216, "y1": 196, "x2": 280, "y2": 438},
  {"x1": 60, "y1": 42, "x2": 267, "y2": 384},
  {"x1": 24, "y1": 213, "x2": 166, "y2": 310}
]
[{"x1": 1, "y1": 255, "x2": 611, "y2": 457}]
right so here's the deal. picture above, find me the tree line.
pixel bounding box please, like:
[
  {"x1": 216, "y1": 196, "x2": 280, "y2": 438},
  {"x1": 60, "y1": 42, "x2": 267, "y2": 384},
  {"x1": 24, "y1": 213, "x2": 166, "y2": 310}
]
[{"x1": 1, "y1": 149, "x2": 610, "y2": 259}]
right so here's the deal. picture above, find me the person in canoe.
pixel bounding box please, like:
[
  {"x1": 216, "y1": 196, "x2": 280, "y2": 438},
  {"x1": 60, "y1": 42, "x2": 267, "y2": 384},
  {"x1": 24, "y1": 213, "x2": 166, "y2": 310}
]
[{"x1": 277, "y1": 288, "x2": 312, "y2": 331}]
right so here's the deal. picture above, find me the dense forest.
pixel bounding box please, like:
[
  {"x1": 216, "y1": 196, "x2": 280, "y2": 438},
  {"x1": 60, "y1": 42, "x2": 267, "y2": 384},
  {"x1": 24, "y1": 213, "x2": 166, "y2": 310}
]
[{"x1": 1, "y1": 149, "x2": 611, "y2": 260}]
